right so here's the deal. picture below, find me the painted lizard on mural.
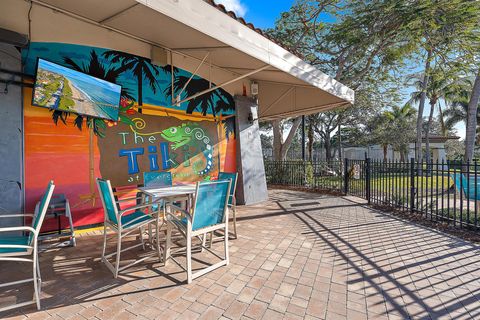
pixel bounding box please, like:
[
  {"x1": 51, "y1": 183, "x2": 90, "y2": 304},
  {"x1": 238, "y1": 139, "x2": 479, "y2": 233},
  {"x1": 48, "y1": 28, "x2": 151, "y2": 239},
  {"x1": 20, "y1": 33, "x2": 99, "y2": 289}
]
[{"x1": 160, "y1": 123, "x2": 214, "y2": 176}]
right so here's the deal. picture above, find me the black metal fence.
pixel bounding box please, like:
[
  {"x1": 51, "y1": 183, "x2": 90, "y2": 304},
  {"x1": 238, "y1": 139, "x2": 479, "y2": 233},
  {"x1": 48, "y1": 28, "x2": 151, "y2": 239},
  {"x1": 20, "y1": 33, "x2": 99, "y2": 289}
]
[
  {"x1": 264, "y1": 159, "x2": 480, "y2": 230},
  {"x1": 265, "y1": 160, "x2": 343, "y2": 192}
]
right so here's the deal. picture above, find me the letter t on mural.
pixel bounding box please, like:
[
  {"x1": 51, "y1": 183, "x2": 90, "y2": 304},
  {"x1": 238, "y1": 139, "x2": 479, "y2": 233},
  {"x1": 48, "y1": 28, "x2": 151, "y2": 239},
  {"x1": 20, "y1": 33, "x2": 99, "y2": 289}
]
[{"x1": 119, "y1": 148, "x2": 144, "y2": 174}]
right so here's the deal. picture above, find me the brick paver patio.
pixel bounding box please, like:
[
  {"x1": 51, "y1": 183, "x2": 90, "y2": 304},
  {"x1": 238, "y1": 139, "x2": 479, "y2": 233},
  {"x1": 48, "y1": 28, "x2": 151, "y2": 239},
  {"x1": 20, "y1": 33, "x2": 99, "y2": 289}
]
[{"x1": 2, "y1": 189, "x2": 480, "y2": 319}]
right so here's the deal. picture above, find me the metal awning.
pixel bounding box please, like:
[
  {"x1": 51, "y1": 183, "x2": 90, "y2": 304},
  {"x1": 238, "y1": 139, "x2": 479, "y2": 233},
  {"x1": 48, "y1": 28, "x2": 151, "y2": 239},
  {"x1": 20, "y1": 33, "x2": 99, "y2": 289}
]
[{"x1": 6, "y1": 0, "x2": 354, "y2": 120}]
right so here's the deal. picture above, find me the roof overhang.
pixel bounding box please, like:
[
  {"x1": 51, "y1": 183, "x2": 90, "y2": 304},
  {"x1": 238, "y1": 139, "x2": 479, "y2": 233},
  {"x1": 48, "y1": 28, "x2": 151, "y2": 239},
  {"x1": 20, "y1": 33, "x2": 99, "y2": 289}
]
[{"x1": 6, "y1": 0, "x2": 355, "y2": 120}]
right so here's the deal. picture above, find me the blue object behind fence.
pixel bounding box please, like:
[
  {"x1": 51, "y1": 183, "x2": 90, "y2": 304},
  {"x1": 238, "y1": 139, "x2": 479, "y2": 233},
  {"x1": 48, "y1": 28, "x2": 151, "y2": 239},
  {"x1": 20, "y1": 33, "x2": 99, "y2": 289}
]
[{"x1": 450, "y1": 173, "x2": 480, "y2": 200}]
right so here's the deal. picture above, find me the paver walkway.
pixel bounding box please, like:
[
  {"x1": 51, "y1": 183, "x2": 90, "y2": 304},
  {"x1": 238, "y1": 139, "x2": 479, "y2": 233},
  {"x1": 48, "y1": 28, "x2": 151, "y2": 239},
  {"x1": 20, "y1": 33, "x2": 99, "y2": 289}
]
[{"x1": 2, "y1": 189, "x2": 480, "y2": 319}]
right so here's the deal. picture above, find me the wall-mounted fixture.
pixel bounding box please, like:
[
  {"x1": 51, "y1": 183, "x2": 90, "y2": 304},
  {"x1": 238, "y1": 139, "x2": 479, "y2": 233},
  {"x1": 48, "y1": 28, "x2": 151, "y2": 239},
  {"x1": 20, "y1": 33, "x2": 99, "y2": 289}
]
[
  {"x1": 250, "y1": 81, "x2": 258, "y2": 97},
  {"x1": 0, "y1": 28, "x2": 28, "y2": 47},
  {"x1": 247, "y1": 111, "x2": 254, "y2": 124},
  {"x1": 151, "y1": 46, "x2": 170, "y2": 66}
]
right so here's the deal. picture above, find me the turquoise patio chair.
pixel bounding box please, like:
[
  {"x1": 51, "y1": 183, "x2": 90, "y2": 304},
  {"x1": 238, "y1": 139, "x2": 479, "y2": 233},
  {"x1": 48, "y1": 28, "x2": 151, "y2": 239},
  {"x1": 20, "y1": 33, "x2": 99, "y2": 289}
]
[
  {"x1": 218, "y1": 172, "x2": 239, "y2": 238},
  {"x1": 0, "y1": 181, "x2": 55, "y2": 312},
  {"x1": 96, "y1": 178, "x2": 162, "y2": 278},
  {"x1": 164, "y1": 180, "x2": 231, "y2": 284},
  {"x1": 450, "y1": 173, "x2": 480, "y2": 200}
]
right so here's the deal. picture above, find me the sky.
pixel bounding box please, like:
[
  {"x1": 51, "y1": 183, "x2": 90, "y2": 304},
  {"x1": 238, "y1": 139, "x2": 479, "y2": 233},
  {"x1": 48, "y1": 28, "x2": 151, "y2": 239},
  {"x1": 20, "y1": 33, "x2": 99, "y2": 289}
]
[
  {"x1": 215, "y1": 0, "x2": 294, "y2": 29},
  {"x1": 216, "y1": 0, "x2": 466, "y2": 140}
]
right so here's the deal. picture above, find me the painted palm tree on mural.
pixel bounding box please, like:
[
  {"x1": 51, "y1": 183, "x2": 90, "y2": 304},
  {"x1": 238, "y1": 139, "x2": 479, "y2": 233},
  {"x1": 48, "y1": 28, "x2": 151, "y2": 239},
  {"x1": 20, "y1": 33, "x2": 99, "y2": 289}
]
[
  {"x1": 165, "y1": 76, "x2": 236, "y2": 138},
  {"x1": 102, "y1": 50, "x2": 173, "y2": 106}
]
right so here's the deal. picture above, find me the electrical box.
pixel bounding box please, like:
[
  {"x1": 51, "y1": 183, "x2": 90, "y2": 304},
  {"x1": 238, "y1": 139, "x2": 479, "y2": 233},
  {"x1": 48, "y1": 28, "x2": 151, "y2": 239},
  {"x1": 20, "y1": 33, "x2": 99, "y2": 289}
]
[
  {"x1": 151, "y1": 46, "x2": 170, "y2": 66},
  {"x1": 250, "y1": 81, "x2": 259, "y2": 96}
]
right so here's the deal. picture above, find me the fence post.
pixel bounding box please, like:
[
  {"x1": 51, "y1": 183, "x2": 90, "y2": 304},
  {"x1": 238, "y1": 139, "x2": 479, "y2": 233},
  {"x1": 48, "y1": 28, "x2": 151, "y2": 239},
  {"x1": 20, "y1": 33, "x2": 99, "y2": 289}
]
[
  {"x1": 410, "y1": 158, "x2": 415, "y2": 213},
  {"x1": 365, "y1": 158, "x2": 371, "y2": 204},
  {"x1": 344, "y1": 158, "x2": 349, "y2": 194}
]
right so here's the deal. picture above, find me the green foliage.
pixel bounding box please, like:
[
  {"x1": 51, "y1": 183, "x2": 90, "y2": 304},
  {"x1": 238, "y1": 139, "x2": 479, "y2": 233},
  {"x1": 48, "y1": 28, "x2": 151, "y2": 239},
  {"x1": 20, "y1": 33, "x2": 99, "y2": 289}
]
[
  {"x1": 305, "y1": 162, "x2": 314, "y2": 186},
  {"x1": 266, "y1": 0, "x2": 480, "y2": 161}
]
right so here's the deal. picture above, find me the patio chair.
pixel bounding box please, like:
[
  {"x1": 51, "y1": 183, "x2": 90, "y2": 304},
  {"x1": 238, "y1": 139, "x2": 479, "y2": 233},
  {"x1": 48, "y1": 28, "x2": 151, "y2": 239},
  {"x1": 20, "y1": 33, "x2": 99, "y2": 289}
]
[
  {"x1": 202, "y1": 172, "x2": 239, "y2": 247},
  {"x1": 164, "y1": 180, "x2": 231, "y2": 284},
  {"x1": 0, "y1": 180, "x2": 55, "y2": 312},
  {"x1": 218, "y1": 172, "x2": 239, "y2": 238},
  {"x1": 96, "y1": 178, "x2": 162, "y2": 278},
  {"x1": 450, "y1": 173, "x2": 480, "y2": 200}
]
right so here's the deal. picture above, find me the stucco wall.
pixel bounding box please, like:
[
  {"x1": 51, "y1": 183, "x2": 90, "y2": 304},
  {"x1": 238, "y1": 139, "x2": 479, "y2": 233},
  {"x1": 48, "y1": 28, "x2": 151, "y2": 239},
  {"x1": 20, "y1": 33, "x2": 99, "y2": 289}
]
[{"x1": 0, "y1": 44, "x2": 23, "y2": 224}]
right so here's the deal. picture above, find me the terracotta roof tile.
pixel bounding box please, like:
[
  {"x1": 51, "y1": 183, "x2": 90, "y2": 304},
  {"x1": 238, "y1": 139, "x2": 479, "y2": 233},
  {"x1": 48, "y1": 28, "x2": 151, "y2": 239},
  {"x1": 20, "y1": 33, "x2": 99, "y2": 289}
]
[{"x1": 203, "y1": 0, "x2": 301, "y2": 57}]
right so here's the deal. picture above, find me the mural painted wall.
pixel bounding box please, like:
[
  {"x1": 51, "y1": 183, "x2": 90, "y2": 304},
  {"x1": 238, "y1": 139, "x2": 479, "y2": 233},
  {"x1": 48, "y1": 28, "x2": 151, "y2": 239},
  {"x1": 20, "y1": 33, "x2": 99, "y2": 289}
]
[{"x1": 22, "y1": 42, "x2": 237, "y2": 230}]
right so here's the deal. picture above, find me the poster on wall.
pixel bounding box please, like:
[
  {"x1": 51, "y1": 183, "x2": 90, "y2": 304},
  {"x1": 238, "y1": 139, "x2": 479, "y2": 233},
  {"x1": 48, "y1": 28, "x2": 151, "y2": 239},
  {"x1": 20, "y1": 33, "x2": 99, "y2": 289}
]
[{"x1": 22, "y1": 42, "x2": 237, "y2": 229}]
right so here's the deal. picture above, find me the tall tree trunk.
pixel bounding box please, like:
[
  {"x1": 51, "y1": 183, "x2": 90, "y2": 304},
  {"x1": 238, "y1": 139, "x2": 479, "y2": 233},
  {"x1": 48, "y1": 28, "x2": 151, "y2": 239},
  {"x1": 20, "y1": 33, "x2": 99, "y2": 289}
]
[
  {"x1": 464, "y1": 69, "x2": 480, "y2": 162},
  {"x1": 438, "y1": 102, "x2": 446, "y2": 137},
  {"x1": 325, "y1": 136, "x2": 332, "y2": 163},
  {"x1": 416, "y1": 50, "x2": 432, "y2": 162},
  {"x1": 281, "y1": 117, "x2": 302, "y2": 160},
  {"x1": 425, "y1": 99, "x2": 436, "y2": 163},
  {"x1": 271, "y1": 118, "x2": 302, "y2": 160},
  {"x1": 383, "y1": 144, "x2": 388, "y2": 161},
  {"x1": 272, "y1": 120, "x2": 283, "y2": 161}
]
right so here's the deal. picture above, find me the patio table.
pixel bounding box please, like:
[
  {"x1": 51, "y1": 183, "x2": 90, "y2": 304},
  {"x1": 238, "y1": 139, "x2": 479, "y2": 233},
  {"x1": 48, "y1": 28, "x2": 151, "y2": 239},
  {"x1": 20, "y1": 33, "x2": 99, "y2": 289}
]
[
  {"x1": 138, "y1": 184, "x2": 197, "y2": 242},
  {"x1": 138, "y1": 184, "x2": 197, "y2": 200}
]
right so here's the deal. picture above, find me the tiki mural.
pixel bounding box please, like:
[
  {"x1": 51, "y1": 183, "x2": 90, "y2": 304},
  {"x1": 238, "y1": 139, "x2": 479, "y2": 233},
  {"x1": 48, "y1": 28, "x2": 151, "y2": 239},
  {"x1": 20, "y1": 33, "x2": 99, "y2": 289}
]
[{"x1": 22, "y1": 42, "x2": 236, "y2": 228}]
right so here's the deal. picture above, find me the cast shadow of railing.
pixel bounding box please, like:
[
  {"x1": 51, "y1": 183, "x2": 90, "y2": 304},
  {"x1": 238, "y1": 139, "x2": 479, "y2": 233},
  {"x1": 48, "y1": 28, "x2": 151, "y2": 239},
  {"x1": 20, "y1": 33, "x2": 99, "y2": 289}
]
[{"x1": 273, "y1": 195, "x2": 480, "y2": 319}]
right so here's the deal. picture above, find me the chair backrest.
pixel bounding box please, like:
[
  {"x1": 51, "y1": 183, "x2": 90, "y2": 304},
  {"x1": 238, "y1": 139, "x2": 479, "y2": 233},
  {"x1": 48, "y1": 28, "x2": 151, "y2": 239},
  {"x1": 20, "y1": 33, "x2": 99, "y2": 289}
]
[
  {"x1": 96, "y1": 178, "x2": 119, "y2": 224},
  {"x1": 144, "y1": 171, "x2": 173, "y2": 188},
  {"x1": 218, "y1": 172, "x2": 238, "y2": 204},
  {"x1": 191, "y1": 180, "x2": 231, "y2": 231},
  {"x1": 451, "y1": 173, "x2": 480, "y2": 200},
  {"x1": 30, "y1": 180, "x2": 55, "y2": 244}
]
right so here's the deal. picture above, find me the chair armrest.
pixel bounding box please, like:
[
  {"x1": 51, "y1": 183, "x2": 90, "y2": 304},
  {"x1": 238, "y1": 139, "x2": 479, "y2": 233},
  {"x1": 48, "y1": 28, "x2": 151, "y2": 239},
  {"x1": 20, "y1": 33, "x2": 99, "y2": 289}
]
[
  {"x1": 0, "y1": 226, "x2": 36, "y2": 234},
  {"x1": 0, "y1": 214, "x2": 34, "y2": 218},
  {"x1": 116, "y1": 196, "x2": 144, "y2": 203},
  {"x1": 166, "y1": 203, "x2": 192, "y2": 221},
  {"x1": 118, "y1": 203, "x2": 157, "y2": 216}
]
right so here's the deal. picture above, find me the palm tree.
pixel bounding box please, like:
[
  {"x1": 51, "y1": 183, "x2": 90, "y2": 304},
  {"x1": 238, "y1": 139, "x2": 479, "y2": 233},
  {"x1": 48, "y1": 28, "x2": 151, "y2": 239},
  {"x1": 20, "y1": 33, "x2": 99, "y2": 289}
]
[
  {"x1": 465, "y1": 70, "x2": 480, "y2": 162},
  {"x1": 407, "y1": 70, "x2": 455, "y2": 162},
  {"x1": 383, "y1": 104, "x2": 417, "y2": 161},
  {"x1": 102, "y1": 50, "x2": 169, "y2": 106},
  {"x1": 444, "y1": 74, "x2": 480, "y2": 153}
]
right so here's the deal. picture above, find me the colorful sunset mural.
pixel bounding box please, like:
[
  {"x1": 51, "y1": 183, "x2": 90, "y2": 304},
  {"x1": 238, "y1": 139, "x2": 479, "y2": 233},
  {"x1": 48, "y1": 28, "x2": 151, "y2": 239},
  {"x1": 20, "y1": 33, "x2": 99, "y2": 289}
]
[{"x1": 23, "y1": 42, "x2": 237, "y2": 230}]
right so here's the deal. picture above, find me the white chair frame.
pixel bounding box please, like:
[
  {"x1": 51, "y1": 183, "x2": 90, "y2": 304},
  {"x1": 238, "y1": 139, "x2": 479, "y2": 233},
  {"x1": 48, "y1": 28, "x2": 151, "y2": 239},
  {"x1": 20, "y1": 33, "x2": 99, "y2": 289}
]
[
  {"x1": 97, "y1": 179, "x2": 162, "y2": 278},
  {"x1": 0, "y1": 181, "x2": 55, "y2": 312},
  {"x1": 164, "y1": 181, "x2": 231, "y2": 284},
  {"x1": 225, "y1": 174, "x2": 239, "y2": 239},
  {"x1": 203, "y1": 173, "x2": 238, "y2": 250}
]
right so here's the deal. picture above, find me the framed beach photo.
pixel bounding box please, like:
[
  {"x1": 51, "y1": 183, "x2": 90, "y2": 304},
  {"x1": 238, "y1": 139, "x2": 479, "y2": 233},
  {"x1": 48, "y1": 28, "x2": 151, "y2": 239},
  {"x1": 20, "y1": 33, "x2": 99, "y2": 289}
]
[{"x1": 32, "y1": 58, "x2": 122, "y2": 121}]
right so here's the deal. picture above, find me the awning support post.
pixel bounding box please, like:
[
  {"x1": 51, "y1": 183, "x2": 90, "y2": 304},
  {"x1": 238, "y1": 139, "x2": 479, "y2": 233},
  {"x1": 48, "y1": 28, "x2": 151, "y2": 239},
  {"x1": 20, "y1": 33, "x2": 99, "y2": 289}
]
[
  {"x1": 176, "y1": 65, "x2": 269, "y2": 106},
  {"x1": 302, "y1": 115, "x2": 306, "y2": 161}
]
